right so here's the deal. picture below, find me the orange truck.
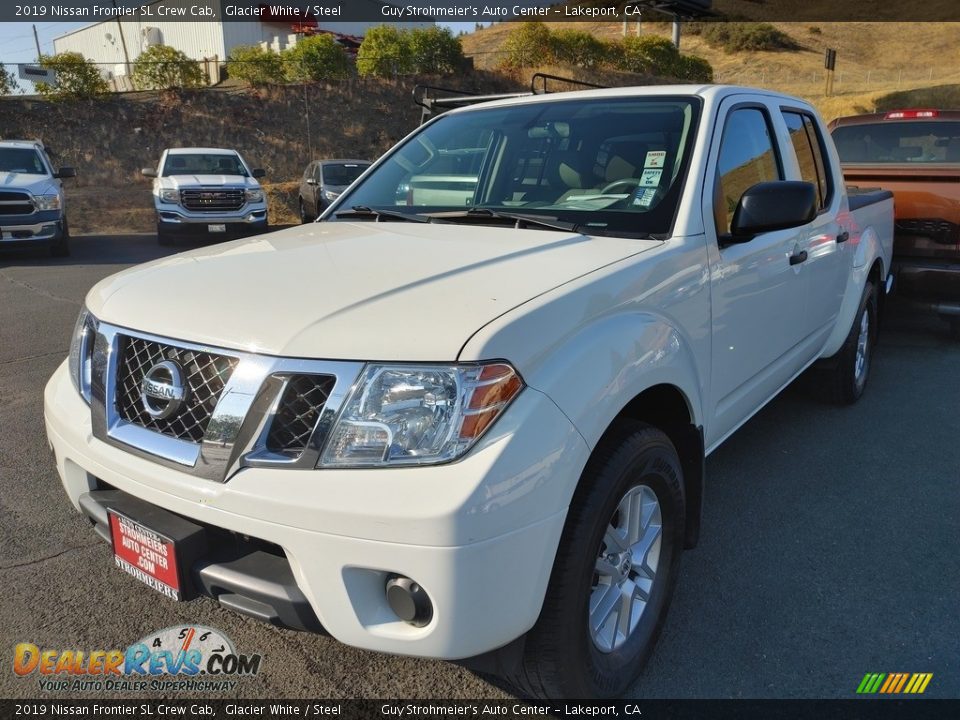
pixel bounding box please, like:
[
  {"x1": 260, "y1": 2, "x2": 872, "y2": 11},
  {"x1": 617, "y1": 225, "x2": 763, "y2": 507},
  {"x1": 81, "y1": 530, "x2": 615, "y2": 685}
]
[{"x1": 829, "y1": 109, "x2": 960, "y2": 337}]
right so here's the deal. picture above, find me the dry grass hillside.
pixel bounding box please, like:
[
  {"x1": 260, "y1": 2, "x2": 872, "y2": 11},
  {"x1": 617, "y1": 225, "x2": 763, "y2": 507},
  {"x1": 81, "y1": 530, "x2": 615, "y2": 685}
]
[{"x1": 461, "y1": 21, "x2": 960, "y2": 120}]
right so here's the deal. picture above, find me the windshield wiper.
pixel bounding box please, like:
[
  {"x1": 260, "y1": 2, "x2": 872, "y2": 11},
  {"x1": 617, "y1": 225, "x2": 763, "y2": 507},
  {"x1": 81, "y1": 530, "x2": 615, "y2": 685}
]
[
  {"x1": 334, "y1": 205, "x2": 431, "y2": 223},
  {"x1": 425, "y1": 207, "x2": 581, "y2": 233}
]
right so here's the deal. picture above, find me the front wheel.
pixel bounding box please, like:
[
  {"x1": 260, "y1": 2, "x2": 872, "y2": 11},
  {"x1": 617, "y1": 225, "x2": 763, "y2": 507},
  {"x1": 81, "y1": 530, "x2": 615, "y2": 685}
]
[
  {"x1": 49, "y1": 217, "x2": 70, "y2": 257},
  {"x1": 830, "y1": 281, "x2": 876, "y2": 404},
  {"x1": 508, "y1": 421, "x2": 685, "y2": 699},
  {"x1": 299, "y1": 198, "x2": 312, "y2": 224}
]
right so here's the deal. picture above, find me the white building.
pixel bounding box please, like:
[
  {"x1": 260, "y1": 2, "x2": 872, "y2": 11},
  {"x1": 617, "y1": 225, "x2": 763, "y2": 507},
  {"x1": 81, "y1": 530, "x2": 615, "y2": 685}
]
[{"x1": 53, "y1": 0, "x2": 431, "y2": 88}]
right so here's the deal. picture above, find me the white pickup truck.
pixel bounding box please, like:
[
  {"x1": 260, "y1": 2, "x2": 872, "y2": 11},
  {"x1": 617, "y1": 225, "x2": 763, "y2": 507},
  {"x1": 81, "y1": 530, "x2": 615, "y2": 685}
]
[{"x1": 46, "y1": 85, "x2": 893, "y2": 698}]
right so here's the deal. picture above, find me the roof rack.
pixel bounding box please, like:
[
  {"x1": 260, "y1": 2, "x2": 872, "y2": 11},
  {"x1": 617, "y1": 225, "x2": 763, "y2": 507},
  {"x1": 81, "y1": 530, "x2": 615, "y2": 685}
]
[{"x1": 413, "y1": 73, "x2": 610, "y2": 125}]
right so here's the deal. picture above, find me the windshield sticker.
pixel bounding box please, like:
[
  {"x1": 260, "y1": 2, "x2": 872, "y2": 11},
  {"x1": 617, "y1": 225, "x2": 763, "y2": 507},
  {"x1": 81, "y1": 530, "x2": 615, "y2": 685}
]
[
  {"x1": 644, "y1": 151, "x2": 666, "y2": 169},
  {"x1": 639, "y1": 168, "x2": 663, "y2": 187},
  {"x1": 632, "y1": 187, "x2": 658, "y2": 207}
]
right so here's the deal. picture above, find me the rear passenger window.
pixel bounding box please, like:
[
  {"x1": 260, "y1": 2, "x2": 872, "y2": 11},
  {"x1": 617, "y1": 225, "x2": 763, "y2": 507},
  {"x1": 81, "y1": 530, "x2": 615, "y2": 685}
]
[
  {"x1": 783, "y1": 111, "x2": 832, "y2": 210},
  {"x1": 714, "y1": 107, "x2": 782, "y2": 235}
]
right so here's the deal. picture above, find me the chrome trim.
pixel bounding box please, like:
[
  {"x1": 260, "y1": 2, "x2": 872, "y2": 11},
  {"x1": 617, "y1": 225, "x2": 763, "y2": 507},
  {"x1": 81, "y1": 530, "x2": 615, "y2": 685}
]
[{"x1": 90, "y1": 321, "x2": 364, "y2": 483}]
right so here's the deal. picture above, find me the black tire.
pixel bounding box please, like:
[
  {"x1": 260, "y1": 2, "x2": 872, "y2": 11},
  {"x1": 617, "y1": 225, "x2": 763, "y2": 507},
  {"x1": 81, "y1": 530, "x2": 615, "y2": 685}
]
[
  {"x1": 831, "y1": 281, "x2": 876, "y2": 405},
  {"x1": 508, "y1": 420, "x2": 686, "y2": 699},
  {"x1": 157, "y1": 223, "x2": 174, "y2": 247},
  {"x1": 49, "y1": 217, "x2": 70, "y2": 257},
  {"x1": 299, "y1": 197, "x2": 312, "y2": 224}
]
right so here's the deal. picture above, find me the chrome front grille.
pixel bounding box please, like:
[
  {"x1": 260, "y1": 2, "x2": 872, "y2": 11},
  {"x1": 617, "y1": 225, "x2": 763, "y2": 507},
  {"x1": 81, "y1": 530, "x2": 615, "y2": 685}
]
[
  {"x1": 90, "y1": 323, "x2": 363, "y2": 482},
  {"x1": 115, "y1": 336, "x2": 238, "y2": 442},
  {"x1": 0, "y1": 190, "x2": 34, "y2": 215},
  {"x1": 180, "y1": 188, "x2": 245, "y2": 212},
  {"x1": 266, "y1": 375, "x2": 336, "y2": 456}
]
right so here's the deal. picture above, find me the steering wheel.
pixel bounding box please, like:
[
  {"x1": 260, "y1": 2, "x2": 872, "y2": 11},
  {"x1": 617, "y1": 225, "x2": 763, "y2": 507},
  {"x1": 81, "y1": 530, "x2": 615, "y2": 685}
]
[{"x1": 600, "y1": 178, "x2": 643, "y2": 195}]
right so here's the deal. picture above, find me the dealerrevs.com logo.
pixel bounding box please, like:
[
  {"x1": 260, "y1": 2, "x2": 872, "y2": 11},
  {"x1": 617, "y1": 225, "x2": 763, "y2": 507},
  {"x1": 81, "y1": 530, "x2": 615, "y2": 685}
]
[{"x1": 13, "y1": 625, "x2": 262, "y2": 693}]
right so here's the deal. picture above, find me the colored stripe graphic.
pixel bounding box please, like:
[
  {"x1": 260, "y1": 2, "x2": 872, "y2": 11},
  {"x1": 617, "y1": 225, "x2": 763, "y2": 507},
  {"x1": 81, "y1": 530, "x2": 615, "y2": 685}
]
[{"x1": 857, "y1": 673, "x2": 933, "y2": 694}]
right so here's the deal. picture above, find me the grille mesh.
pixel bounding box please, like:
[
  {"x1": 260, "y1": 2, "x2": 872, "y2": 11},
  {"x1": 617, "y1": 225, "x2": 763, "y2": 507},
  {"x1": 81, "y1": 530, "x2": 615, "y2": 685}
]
[
  {"x1": 180, "y1": 189, "x2": 245, "y2": 212},
  {"x1": 115, "y1": 336, "x2": 238, "y2": 443},
  {"x1": 0, "y1": 190, "x2": 34, "y2": 216},
  {"x1": 265, "y1": 375, "x2": 336, "y2": 456}
]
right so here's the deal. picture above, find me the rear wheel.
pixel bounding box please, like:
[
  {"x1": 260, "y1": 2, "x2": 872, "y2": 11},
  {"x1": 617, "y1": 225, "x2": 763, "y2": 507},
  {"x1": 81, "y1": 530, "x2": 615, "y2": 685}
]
[
  {"x1": 508, "y1": 421, "x2": 685, "y2": 699},
  {"x1": 831, "y1": 281, "x2": 876, "y2": 404}
]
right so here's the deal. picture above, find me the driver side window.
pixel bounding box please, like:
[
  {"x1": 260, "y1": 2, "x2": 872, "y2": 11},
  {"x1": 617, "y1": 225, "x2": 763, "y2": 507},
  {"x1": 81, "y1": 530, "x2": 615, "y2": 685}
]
[{"x1": 714, "y1": 107, "x2": 783, "y2": 236}]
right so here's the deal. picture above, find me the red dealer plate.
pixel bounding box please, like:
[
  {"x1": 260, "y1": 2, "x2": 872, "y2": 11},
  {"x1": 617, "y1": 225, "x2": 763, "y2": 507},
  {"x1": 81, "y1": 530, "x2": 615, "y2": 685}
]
[{"x1": 109, "y1": 510, "x2": 182, "y2": 601}]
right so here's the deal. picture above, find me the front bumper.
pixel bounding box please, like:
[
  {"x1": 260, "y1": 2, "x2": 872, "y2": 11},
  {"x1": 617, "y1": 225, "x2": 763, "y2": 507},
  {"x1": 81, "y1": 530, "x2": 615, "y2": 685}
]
[
  {"x1": 893, "y1": 256, "x2": 960, "y2": 312},
  {"x1": 156, "y1": 205, "x2": 268, "y2": 236},
  {"x1": 44, "y1": 361, "x2": 588, "y2": 659},
  {"x1": 0, "y1": 210, "x2": 63, "y2": 244}
]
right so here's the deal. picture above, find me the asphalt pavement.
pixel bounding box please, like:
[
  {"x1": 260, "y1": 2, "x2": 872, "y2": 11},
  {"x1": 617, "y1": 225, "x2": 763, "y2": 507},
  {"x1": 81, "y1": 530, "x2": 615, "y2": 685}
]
[{"x1": 1, "y1": 234, "x2": 957, "y2": 700}]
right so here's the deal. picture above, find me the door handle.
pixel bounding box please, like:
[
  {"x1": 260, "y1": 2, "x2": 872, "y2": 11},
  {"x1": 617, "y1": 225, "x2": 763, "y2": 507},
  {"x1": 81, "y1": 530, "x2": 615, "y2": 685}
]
[
  {"x1": 789, "y1": 250, "x2": 808, "y2": 266},
  {"x1": 836, "y1": 230, "x2": 849, "y2": 243}
]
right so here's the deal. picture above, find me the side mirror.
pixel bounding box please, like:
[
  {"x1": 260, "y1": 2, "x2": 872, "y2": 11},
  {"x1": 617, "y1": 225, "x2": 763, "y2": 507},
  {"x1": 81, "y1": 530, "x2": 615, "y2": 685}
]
[
  {"x1": 729, "y1": 181, "x2": 817, "y2": 240},
  {"x1": 306, "y1": 178, "x2": 318, "y2": 186},
  {"x1": 251, "y1": 168, "x2": 266, "y2": 179},
  {"x1": 141, "y1": 168, "x2": 157, "y2": 178},
  {"x1": 54, "y1": 167, "x2": 76, "y2": 179}
]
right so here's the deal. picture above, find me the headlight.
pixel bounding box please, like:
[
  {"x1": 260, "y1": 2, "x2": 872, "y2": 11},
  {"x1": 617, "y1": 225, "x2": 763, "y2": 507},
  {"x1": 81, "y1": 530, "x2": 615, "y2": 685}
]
[
  {"x1": 321, "y1": 189, "x2": 340, "y2": 201},
  {"x1": 159, "y1": 188, "x2": 179, "y2": 204},
  {"x1": 319, "y1": 362, "x2": 523, "y2": 468},
  {"x1": 34, "y1": 194, "x2": 61, "y2": 211},
  {"x1": 245, "y1": 188, "x2": 264, "y2": 202},
  {"x1": 68, "y1": 308, "x2": 98, "y2": 404}
]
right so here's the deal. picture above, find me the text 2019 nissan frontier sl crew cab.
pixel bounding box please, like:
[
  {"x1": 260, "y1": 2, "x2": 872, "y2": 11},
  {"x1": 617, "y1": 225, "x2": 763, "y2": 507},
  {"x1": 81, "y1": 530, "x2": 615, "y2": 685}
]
[{"x1": 46, "y1": 85, "x2": 893, "y2": 699}]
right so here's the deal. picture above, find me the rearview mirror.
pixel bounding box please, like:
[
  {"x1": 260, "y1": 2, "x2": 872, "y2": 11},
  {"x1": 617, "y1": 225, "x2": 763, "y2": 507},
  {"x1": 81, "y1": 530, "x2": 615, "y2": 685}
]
[
  {"x1": 729, "y1": 181, "x2": 817, "y2": 240},
  {"x1": 251, "y1": 168, "x2": 266, "y2": 179},
  {"x1": 141, "y1": 168, "x2": 157, "y2": 178},
  {"x1": 54, "y1": 167, "x2": 76, "y2": 179}
]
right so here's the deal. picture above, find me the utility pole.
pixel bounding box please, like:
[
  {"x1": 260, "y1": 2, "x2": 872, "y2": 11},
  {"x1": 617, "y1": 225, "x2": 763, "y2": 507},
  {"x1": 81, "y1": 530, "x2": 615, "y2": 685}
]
[
  {"x1": 32, "y1": 24, "x2": 42, "y2": 60},
  {"x1": 672, "y1": 18, "x2": 681, "y2": 49},
  {"x1": 111, "y1": 0, "x2": 131, "y2": 76}
]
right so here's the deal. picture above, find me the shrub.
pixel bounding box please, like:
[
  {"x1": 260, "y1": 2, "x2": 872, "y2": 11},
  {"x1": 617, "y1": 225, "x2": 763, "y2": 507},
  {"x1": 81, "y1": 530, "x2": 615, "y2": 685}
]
[
  {"x1": 697, "y1": 22, "x2": 795, "y2": 52},
  {"x1": 613, "y1": 36, "x2": 680, "y2": 76},
  {"x1": 357, "y1": 25, "x2": 413, "y2": 77},
  {"x1": 808, "y1": 26, "x2": 822, "y2": 35},
  {"x1": 500, "y1": 21, "x2": 552, "y2": 69},
  {"x1": 549, "y1": 29, "x2": 609, "y2": 69},
  {"x1": 673, "y1": 54, "x2": 714, "y2": 82},
  {"x1": 35, "y1": 52, "x2": 109, "y2": 100},
  {"x1": 226, "y1": 44, "x2": 285, "y2": 86},
  {"x1": 283, "y1": 34, "x2": 351, "y2": 81},
  {"x1": 408, "y1": 26, "x2": 465, "y2": 74},
  {"x1": 132, "y1": 44, "x2": 205, "y2": 90}
]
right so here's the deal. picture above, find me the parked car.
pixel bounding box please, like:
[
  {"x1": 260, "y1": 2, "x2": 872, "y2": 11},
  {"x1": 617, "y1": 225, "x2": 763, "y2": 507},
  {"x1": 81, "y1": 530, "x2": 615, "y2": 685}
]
[
  {"x1": 830, "y1": 109, "x2": 960, "y2": 337},
  {"x1": 0, "y1": 139, "x2": 75, "y2": 257},
  {"x1": 298, "y1": 159, "x2": 371, "y2": 223},
  {"x1": 46, "y1": 85, "x2": 893, "y2": 699},
  {"x1": 142, "y1": 147, "x2": 268, "y2": 245}
]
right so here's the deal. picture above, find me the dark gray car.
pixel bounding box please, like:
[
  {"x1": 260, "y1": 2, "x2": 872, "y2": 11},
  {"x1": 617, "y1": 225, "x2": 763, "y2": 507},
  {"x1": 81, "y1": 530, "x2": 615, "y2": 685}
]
[{"x1": 298, "y1": 159, "x2": 371, "y2": 223}]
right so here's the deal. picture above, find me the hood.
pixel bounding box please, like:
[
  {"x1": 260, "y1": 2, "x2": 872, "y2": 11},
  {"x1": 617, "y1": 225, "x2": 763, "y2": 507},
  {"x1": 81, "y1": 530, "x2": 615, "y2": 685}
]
[
  {"x1": 159, "y1": 174, "x2": 258, "y2": 189},
  {"x1": 0, "y1": 171, "x2": 55, "y2": 194},
  {"x1": 87, "y1": 222, "x2": 658, "y2": 360}
]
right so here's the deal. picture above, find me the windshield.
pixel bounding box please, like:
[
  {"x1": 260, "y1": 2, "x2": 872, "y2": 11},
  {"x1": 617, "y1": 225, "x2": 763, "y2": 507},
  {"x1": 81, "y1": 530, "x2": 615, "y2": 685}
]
[
  {"x1": 331, "y1": 96, "x2": 701, "y2": 236},
  {"x1": 0, "y1": 148, "x2": 47, "y2": 175},
  {"x1": 322, "y1": 163, "x2": 370, "y2": 186},
  {"x1": 162, "y1": 153, "x2": 247, "y2": 176},
  {"x1": 832, "y1": 121, "x2": 960, "y2": 164}
]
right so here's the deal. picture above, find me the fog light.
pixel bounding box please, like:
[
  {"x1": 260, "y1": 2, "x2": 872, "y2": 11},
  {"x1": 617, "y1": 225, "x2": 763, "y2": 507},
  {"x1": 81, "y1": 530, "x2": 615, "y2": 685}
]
[{"x1": 385, "y1": 575, "x2": 432, "y2": 627}]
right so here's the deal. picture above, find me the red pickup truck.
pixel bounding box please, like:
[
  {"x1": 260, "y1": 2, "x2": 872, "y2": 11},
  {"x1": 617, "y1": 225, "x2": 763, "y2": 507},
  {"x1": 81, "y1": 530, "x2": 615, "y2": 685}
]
[{"x1": 829, "y1": 109, "x2": 960, "y2": 337}]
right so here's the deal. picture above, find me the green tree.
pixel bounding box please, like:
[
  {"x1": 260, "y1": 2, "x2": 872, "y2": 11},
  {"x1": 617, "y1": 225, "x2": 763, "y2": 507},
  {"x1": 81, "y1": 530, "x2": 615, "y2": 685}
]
[
  {"x1": 35, "y1": 52, "x2": 109, "y2": 100},
  {"x1": 283, "y1": 34, "x2": 351, "y2": 81},
  {"x1": 613, "y1": 36, "x2": 681, "y2": 76},
  {"x1": 673, "y1": 54, "x2": 713, "y2": 82},
  {"x1": 548, "y1": 29, "x2": 609, "y2": 69},
  {"x1": 0, "y1": 65, "x2": 19, "y2": 95},
  {"x1": 132, "y1": 44, "x2": 206, "y2": 90},
  {"x1": 407, "y1": 26, "x2": 465, "y2": 74},
  {"x1": 226, "y1": 44, "x2": 285, "y2": 86},
  {"x1": 357, "y1": 25, "x2": 413, "y2": 77},
  {"x1": 501, "y1": 21, "x2": 552, "y2": 69}
]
